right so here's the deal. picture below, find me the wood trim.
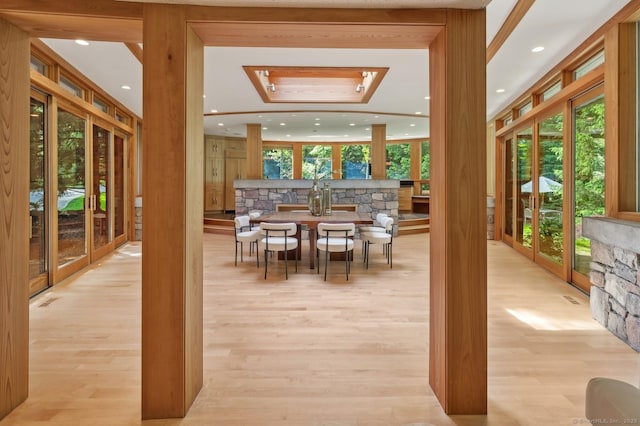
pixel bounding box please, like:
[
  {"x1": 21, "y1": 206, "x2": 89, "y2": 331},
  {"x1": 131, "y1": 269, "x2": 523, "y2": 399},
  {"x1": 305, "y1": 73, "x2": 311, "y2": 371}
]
[
  {"x1": 125, "y1": 41, "x2": 142, "y2": 64},
  {"x1": 495, "y1": 65, "x2": 604, "y2": 138},
  {"x1": 331, "y1": 142, "x2": 341, "y2": 179},
  {"x1": 429, "y1": 9, "x2": 487, "y2": 414},
  {"x1": 0, "y1": 17, "x2": 30, "y2": 420},
  {"x1": 486, "y1": 0, "x2": 535, "y2": 63}
]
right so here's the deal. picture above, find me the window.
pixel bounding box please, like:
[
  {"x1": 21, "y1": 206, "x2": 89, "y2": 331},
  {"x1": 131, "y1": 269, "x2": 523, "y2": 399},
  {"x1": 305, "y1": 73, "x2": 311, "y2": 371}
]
[
  {"x1": 302, "y1": 145, "x2": 332, "y2": 179},
  {"x1": 574, "y1": 50, "x2": 604, "y2": 80},
  {"x1": 420, "y1": 141, "x2": 430, "y2": 193},
  {"x1": 59, "y1": 75, "x2": 83, "y2": 98},
  {"x1": 115, "y1": 110, "x2": 131, "y2": 126},
  {"x1": 541, "y1": 81, "x2": 561, "y2": 102},
  {"x1": 385, "y1": 143, "x2": 410, "y2": 179},
  {"x1": 93, "y1": 97, "x2": 109, "y2": 113},
  {"x1": 30, "y1": 56, "x2": 47, "y2": 76},
  {"x1": 263, "y1": 147, "x2": 292, "y2": 179},
  {"x1": 341, "y1": 144, "x2": 369, "y2": 179},
  {"x1": 518, "y1": 101, "x2": 533, "y2": 117}
]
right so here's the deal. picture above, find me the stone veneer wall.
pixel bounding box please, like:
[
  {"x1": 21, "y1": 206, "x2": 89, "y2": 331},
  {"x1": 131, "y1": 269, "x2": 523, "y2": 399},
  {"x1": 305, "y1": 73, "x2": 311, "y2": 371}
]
[
  {"x1": 487, "y1": 196, "x2": 495, "y2": 240},
  {"x1": 234, "y1": 179, "x2": 399, "y2": 235},
  {"x1": 134, "y1": 196, "x2": 142, "y2": 241},
  {"x1": 583, "y1": 217, "x2": 640, "y2": 351}
]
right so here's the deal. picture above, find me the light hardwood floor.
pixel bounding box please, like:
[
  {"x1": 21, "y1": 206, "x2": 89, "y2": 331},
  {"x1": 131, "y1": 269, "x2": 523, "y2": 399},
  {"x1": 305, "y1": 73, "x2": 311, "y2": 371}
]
[{"x1": 1, "y1": 233, "x2": 637, "y2": 425}]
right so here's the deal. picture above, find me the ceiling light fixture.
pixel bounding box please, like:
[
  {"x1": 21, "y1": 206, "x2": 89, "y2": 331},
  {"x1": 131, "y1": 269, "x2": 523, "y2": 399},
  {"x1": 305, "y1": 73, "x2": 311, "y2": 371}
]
[
  {"x1": 75, "y1": 39, "x2": 89, "y2": 46},
  {"x1": 121, "y1": 85, "x2": 131, "y2": 90},
  {"x1": 496, "y1": 88, "x2": 506, "y2": 93},
  {"x1": 531, "y1": 46, "x2": 545, "y2": 53}
]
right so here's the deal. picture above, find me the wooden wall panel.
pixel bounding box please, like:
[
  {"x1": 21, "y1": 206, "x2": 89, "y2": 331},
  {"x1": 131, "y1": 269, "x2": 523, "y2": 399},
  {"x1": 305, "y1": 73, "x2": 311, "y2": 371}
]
[
  {"x1": 245, "y1": 123, "x2": 262, "y2": 179},
  {"x1": 0, "y1": 17, "x2": 30, "y2": 420},
  {"x1": 141, "y1": 4, "x2": 202, "y2": 419},
  {"x1": 429, "y1": 9, "x2": 487, "y2": 414},
  {"x1": 371, "y1": 124, "x2": 386, "y2": 179}
]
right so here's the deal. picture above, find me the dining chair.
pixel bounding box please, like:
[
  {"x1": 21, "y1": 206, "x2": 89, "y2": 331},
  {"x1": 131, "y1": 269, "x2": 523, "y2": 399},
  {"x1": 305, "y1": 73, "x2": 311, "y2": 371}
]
[
  {"x1": 260, "y1": 222, "x2": 299, "y2": 279},
  {"x1": 359, "y1": 212, "x2": 388, "y2": 254},
  {"x1": 316, "y1": 222, "x2": 356, "y2": 281},
  {"x1": 361, "y1": 216, "x2": 394, "y2": 269},
  {"x1": 234, "y1": 215, "x2": 260, "y2": 267}
]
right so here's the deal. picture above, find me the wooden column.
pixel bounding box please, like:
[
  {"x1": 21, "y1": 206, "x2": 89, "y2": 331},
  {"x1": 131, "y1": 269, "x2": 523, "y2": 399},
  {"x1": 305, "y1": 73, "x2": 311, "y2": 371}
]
[
  {"x1": 604, "y1": 23, "x2": 636, "y2": 215},
  {"x1": 141, "y1": 5, "x2": 203, "y2": 419},
  {"x1": 371, "y1": 124, "x2": 386, "y2": 179},
  {"x1": 245, "y1": 123, "x2": 262, "y2": 179},
  {"x1": 429, "y1": 9, "x2": 487, "y2": 414},
  {"x1": 0, "y1": 17, "x2": 30, "y2": 420}
]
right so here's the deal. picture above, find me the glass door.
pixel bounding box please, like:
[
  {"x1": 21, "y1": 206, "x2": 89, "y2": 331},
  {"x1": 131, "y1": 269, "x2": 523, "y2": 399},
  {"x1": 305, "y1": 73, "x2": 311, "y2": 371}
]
[
  {"x1": 56, "y1": 106, "x2": 89, "y2": 278},
  {"x1": 513, "y1": 127, "x2": 534, "y2": 258},
  {"x1": 502, "y1": 136, "x2": 514, "y2": 244},
  {"x1": 29, "y1": 95, "x2": 49, "y2": 295},
  {"x1": 535, "y1": 111, "x2": 565, "y2": 274},
  {"x1": 113, "y1": 133, "x2": 127, "y2": 245},
  {"x1": 571, "y1": 87, "x2": 605, "y2": 291},
  {"x1": 91, "y1": 123, "x2": 112, "y2": 259}
]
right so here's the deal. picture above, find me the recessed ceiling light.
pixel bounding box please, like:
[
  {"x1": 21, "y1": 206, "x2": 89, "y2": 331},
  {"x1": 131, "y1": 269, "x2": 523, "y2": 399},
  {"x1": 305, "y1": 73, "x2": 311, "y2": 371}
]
[
  {"x1": 210, "y1": 109, "x2": 218, "y2": 113},
  {"x1": 531, "y1": 46, "x2": 545, "y2": 53},
  {"x1": 121, "y1": 85, "x2": 131, "y2": 90},
  {"x1": 349, "y1": 123, "x2": 356, "y2": 126},
  {"x1": 286, "y1": 134, "x2": 291, "y2": 137},
  {"x1": 75, "y1": 39, "x2": 89, "y2": 46},
  {"x1": 314, "y1": 123, "x2": 320, "y2": 126},
  {"x1": 262, "y1": 126, "x2": 268, "y2": 130},
  {"x1": 202, "y1": 94, "x2": 206, "y2": 98},
  {"x1": 279, "y1": 123, "x2": 286, "y2": 126},
  {"x1": 425, "y1": 96, "x2": 430, "y2": 100},
  {"x1": 217, "y1": 123, "x2": 224, "y2": 126},
  {"x1": 496, "y1": 88, "x2": 506, "y2": 93},
  {"x1": 415, "y1": 112, "x2": 422, "y2": 115},
  {"x1": 315, "y1": 118, "x2": 320, "y2": 121},
  {"x1": 410, "y1": 123, "x2": 416, "y2": 127}
]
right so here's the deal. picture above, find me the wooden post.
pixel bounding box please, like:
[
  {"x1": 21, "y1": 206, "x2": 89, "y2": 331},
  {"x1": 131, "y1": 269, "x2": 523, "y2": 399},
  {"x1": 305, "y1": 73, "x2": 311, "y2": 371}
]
[
  {"x1": 141, "y1": 4, "x2": 204, "y2": 419},
  {"x1": 429, "y1": 9, "x2": 487, "y2": 414},
  {"x1": 246, "y1": 123, "x2": 263, "y2": 179},
  {"x1": 371, "y1": 124, "x2": 386, "y2": 179},
  {"x1": 0, "y1": 17, "x2": 30, "y2": 421}
]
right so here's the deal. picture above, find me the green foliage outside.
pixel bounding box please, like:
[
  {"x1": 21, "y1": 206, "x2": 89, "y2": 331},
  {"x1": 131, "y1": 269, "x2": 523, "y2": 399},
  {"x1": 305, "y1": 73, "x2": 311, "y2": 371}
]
[
  {"x1": 263, "y1": 148, "x2": 293, "y2": 179},
  {"x1": 386, "y1": 143, "x2": 411, "y2": 179},
  {"x1": 341, "y1": 144, "x2": 369, "y2": 179},
  {"x1": 302, "y1": 145, "x2": 332, "y2": 179}
]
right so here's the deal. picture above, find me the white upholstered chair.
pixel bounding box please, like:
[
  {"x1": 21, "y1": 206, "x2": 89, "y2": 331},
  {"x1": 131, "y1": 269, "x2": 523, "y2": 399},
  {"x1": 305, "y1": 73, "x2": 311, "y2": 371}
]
[
  {"x1": 359, "y1": 212, "x2": 388, "y2": 253},
  {"x1": 316, "y1": 222, "x2": 356, "y2": 281},
  {"x1": 361, "y1": 216, "x2": 393, "y2": 269},
  {"x1": 260, "y1": 222, "x2": 299, "y2": 279},
  {"x1": 585, "y1": 377, "x2": 640, "y2": 423},
  {"x1": 233, "y1": 215, "x2": 260, "y2": 267}
]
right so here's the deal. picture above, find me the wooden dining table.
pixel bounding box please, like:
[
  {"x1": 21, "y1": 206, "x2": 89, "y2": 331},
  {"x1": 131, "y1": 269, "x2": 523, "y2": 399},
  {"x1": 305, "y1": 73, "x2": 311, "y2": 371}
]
[{"x1": 253, "y1": 210, "x2": 373, "y2": 269}]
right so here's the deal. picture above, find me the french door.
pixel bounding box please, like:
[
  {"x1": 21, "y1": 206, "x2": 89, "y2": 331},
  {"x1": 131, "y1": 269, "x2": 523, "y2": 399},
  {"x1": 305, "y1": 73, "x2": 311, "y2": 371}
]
[{"x1": 502, "y1": 108, "x2": 566, "y2": 277}]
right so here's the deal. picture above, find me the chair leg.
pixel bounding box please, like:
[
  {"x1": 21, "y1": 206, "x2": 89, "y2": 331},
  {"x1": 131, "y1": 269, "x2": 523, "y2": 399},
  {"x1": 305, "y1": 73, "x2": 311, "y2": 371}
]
[
  {"x1": 389, "y1": 243, "x2": 392, "y2": 268},
  {"x1": 235, "y1": 241, "x2": 238, "y2": 266},
  {"x1": 240, "y1": 241, "x2": 244, "y2": 263},
  {"x1": 284, "y1": 245, "x2": 289, "y2": 280},
  {"x1": 255, "y1": 241, "x2": 259, "y2": 268},
  {"x1": 324, "y1": 247, "x2": 329, "y2": 281},
  {"x1": 264, "y1": 248, "x2": 268, "y2": 279},
  {"x1": 345, "y1": 249, "x2": 350, "y2": 280}
]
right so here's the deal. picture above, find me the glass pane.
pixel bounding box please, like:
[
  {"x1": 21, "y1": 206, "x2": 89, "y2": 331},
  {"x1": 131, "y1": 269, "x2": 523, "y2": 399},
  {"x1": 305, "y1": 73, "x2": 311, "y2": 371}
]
[
  {"x1": 537, "y1": 112, "x2": 564, "y2": 264},
  {"x1": 420, "y1": 141, "x2": 430, "y2": 193},
  {"x1": 573, "y1": 95, "x2": 605, "y2": 275},
  {"x1": 386, "y1": 143, "x2": 410, "y2": 179},
  {"x1": 57, "y1": 109, "x2": 86, "y2": 266},
  {"x1": 302, "y1": 145, "x2": 332, "y2": 180},
  {"x1": 341, "y1": 144, "x2": 369, "y2": 179},
  {"x1": 93, "y1": 125, "x2": 110, "y2": 249},
  {"x1": 504, "y1": 137, "x2": 514, "y2": 237},
  {"x1": 30, "y1": 56, "x2": 47, "y2": 75},
  {"x1": 114, "y1": 135, "x2": 125, "y2": 238},
  {"x1": 29, "y1": 98, "x2": 47, "y2": 280},
  {"x1": 519, "y1": 102, "x2": 532, "y2": 117},
  {"x1": 516, "y1": 128, "x2": 533, "y2": 249},
  {"x1": 263, "y1": 148, "x2": 293, "y2": 179},
  {"x1": 574, "y1": 50, "x2": 604, "y2": 80},
  {"x1": 59, "y1": 75, "x2": 82, "y2": 98},
  {"x1": 542, "y1": 81, "x2": 561, "y2": 101}
]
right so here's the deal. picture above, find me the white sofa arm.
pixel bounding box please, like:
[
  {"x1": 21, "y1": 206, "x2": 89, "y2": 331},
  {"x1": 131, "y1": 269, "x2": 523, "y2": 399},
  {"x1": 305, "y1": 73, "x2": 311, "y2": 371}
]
[{"x1": 586, "y1": 377, "x2": 640, "y2": 423}]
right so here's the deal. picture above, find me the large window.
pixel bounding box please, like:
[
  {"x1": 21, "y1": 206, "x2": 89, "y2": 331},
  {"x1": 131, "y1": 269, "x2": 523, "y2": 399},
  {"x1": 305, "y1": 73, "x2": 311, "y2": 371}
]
[
  {"x1": 420, "y1": 140, "x2": 430, "y2": 192},
  {"x1": 302, "y1": 145, "x2": 332, "y2": 179},
  {"x1": 386, "y1": 143, "x2": 410, "y2": 179},
  {"x1": 263, "y1": 147, "x2": 292, "y2": 179},
  {"x1": 341, "y1": 144, "x2": 369, "y2": 179}
]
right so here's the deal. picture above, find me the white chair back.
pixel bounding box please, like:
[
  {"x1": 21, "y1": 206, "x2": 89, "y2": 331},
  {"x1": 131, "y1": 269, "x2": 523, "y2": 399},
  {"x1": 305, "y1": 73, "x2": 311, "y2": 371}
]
[
  {"x1": 234, "y1": 215, "x2": 251, "y2": 230},
  {"x1": 259, "y1": 222, "x2": 297, "y2": 236},
  {"x1": 317, "y1": 222, "x2": 355, "y2": 237}
]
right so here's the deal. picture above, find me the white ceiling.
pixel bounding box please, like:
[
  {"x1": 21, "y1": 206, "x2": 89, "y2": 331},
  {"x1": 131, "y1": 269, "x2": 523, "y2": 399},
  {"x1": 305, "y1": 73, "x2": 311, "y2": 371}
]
[{"x1": 43, "y1": 0, "x2": 633, "y2": 142}]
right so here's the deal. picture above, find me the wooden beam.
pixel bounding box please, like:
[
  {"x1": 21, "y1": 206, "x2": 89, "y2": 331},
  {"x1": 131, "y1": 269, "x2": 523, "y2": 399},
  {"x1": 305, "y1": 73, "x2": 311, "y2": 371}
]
[
  {"x1": 125, "y1": 41, "x2": 143, "y2": 64},
  {"x1": 0, "y1": 16, "x2": 30, "y2": 421},
  {"x1": 429, "y1": 9, "x2": 487, "y2": 414},
  {"x1": 486, "y1": 0, "x2": 535, "y2": 63},
  {"x1": 141, "y1": 4, "x2": 203, "y2": 419}
]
